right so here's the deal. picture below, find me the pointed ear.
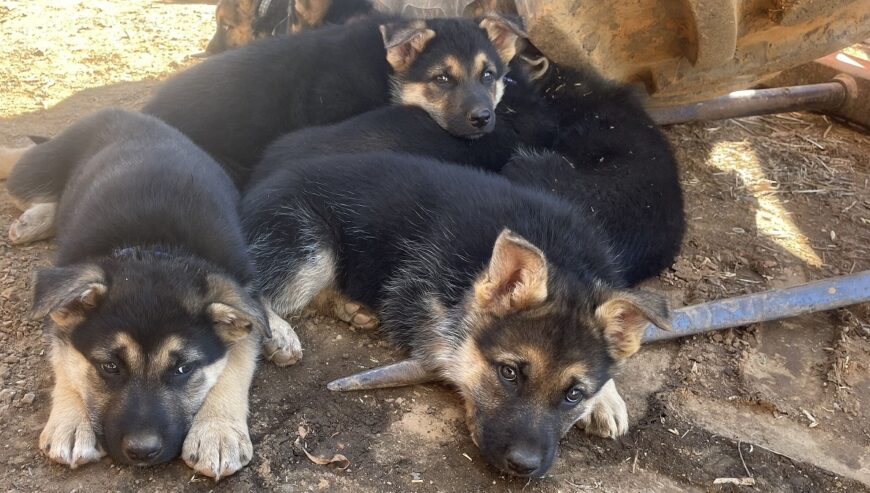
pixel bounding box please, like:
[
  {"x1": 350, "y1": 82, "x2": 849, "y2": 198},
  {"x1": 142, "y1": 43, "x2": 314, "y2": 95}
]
[
  {"x1": 474, "y1": 229, "x2": 547, "y2": 316},
  {"x1": 479, "y1": 14, "x2": 528, "y2": 64},
  {"x1": 519, "y1": 54, "x2": 550, "y2": 81},
  {"x1": 31, "y1": 266, "x2": 107, "y2": 330},
  {"x1": 595, "y1": 290, "x2": 670, "y2": 361},
  {"x1": 379, "y1": 21, "x2": 436, "y2": 72},
  {"x1": 204, "y1": 274, "x2": 269, "y2": 343}
]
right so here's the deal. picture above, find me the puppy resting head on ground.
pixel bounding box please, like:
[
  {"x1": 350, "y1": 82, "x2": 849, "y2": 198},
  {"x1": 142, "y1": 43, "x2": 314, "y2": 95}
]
[
  {"x1": 439, "y1": 230, "x2": 670, "y2": 476},
  {"x1": 32, "y1": 250, "x2": 266, "y2": 466},
  {"x1": 381, "y1": 15, "x2": 527, "y2": 138}
]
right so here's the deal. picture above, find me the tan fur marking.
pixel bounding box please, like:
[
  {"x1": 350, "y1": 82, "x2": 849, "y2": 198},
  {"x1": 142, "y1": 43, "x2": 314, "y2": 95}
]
[
  {"x1": 381, "y1": 22, "x2": 436, "y2": 72},
  {"x1": 473, "y1": 229, "x2": 548, "y2": 316},
  {"x1": 40, "y1": 340, "x2": 105, "y2": 467},
  {"x1": 150, "y1": 335, "x2": 185, "y2": 377},
  {"x1": 595, "y1": 292, "x2": 669, "y2": 361},
  {"x1": 215, "y1": 0, "x2": 256, "y2": 48},
  {"x1": 112, "y1": 333, "x2": 145, "y2": 376},
  {"x1": 182, "y1": 334, "x2": 257, "y2": 479},
  {"x1": 479, "y1": 16, "x2": 524, "y2": 64},
  {"x1": 399, "y1": 82, "x2": 449, "y2": 128},
  {"x1": 291, "y1": 0, "x2": 332, "y2": 32},
  {"x1": 0, "y1": 145, "x2": 33, "y2": 180},
  {"x1": 48, "y1": 282, "x2": 107, "y2": 330},
  {"x1": 443, "y1": 55, "x2": 465, "y2": 80}
]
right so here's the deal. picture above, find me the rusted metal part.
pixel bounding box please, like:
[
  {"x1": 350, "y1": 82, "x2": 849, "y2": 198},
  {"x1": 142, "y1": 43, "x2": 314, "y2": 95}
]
[
  {"x1": 512, "y1": 0, "x2": 870, "y2": 105},
  {"x1": 329, "y1": 271, "x2": 870, "y2": 391},
  {"x1": 765, "y1": 52, "x2": 870, "y2": 128},
  {"x1": 643, "y1": 271, "x2": 870, "y2": 342},
  {"x1": 327, "y1": 358, "x2": 437, "y2": 391},
  {"x1": 646, "y1": 80, "x2": 849, "y2": 125}
]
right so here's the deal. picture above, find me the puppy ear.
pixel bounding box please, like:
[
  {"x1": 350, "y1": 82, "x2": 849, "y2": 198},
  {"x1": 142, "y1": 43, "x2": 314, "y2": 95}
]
[
  {"x1": 595, "y1": 290, "x2": 670, "y2": 361},
  {"x1": 519, "y1": 54, "x2": 550, "y2": 81},
  {"x1": 379, "y1": 21, "x2": 436, "y2": 72},
  {"x1": 204, "y1": 274, "x2": 269, "y2": 343},
  {"x1": 288, "y1": 0, "x2": 331, "y2": 33},
  {"x1": 474, "y1": 228, "x2": 547, "y2": 316},
  {"x1": 479, "y1": 14, "x2": 528, "y2": 64},
  {"x1": 31, "y1": 265, "x2": 107, "y2": 330}
]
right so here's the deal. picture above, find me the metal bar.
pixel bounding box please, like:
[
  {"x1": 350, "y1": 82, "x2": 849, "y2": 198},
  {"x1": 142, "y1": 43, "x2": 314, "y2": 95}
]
[
  {"x1": 646, "y1": 81, "x2": 847, "y2": 125},
  {"x1": 642, "y1": 271, "x2": 870, "y2": 342}
]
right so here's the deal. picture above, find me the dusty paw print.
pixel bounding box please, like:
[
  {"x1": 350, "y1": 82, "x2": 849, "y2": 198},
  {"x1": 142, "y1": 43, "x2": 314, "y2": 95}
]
[
  {"x1": 263, "y1": 308, "x2": 303, "y2": 366},
  {"x1": 39, "y1": 408, "x2": 105, "y2": 468},
  {"x1": 577, "y1": 380, "x2": 629, "y2": 438},
  {"x1": 183, "y1": 419, "x2": 252, "y2": 481}
]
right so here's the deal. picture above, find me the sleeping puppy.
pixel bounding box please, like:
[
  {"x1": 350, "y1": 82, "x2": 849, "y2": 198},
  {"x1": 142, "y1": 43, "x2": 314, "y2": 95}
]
[{"x1": 2, "y1": 109, "x2": 300, "y2": 479}]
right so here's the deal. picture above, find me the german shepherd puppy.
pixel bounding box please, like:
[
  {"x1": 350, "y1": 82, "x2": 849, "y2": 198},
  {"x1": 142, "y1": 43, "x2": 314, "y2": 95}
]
[
  {"x1": 2, "y1": 109, "x2": 300, "y2": 479},
  {"x1": 250, "y1": 59, "x2": 683, "y2": 284},
  {"x1": 206, "y1": 0, "x2": 373, "y2": 55},
  {"x1": 242, "y1": 152, "x2": 671, "y2": 477},
  {"x1": 146, "y1": 13, "x2": 525, "y2": 186}
]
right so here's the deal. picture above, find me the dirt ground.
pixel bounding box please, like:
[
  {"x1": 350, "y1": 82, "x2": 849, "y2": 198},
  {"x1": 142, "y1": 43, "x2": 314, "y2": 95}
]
[{"x1": 0, "y1": 1, "x2": 868, "y2": 492}]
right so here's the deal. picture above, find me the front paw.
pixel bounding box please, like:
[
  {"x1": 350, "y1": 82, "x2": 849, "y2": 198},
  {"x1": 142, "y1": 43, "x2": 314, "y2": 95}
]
[
  {"x1": 39, "y1": 408, "x2": 105, "y2": 468},
  {"x1": 263, "y1": 309, "x2": 303, "y2": 366},
  {"x1": 577, "y1": 380, "x2": 628, "y2": 438},
  {"x1": 9, "y1": 203, "x2": 55, "y2": 245},
  {"x1": 182, "y1": 418, "x2": 252, "y2": 481}
]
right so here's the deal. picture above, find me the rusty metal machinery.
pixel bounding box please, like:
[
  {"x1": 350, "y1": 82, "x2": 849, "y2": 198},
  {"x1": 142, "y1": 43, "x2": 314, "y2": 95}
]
[{"x1": 374, "y1": 0, "x2": 870, "y2": 106}]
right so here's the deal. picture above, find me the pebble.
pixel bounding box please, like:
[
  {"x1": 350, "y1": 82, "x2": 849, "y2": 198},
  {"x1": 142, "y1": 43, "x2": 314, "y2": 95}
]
[
  {"x1": 20, "y1": 393, "x2": 35, "y2": 405},
  {"x1": 0, "y1": 389, "x2": 16, "y2": 404}
]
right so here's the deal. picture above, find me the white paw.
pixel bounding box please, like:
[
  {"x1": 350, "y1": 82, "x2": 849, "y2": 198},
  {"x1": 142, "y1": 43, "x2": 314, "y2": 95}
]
[
  {"x1": 182, "y1": 418, "x2": 252, "y2": 481},
  {"x1": 262, "y1": 308, "x2": 303, "y2": 366},
  {"x1": 577, "y1": 379, "x2": 629, "y2": 438},
  {"x1": 9, "y1": 202, "x2": 56, "y2": 245},
  {"x1": 39, "y1": 407, "x2": 105, "y2": 468},
  {"x1": 333, "y1": 301, "x2": 379, "y2": 330}
]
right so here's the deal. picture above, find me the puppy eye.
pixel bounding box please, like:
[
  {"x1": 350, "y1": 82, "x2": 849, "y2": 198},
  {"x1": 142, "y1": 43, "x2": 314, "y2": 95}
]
[
  {"x1": 481, "y1": 70, "x2": 495, "y2": 83},
  {"x1": 220, "y1": 21, "x2": 232, "y2": 31},
  {"x1": 565, "y1": 386, "x2": 584, "y2": 404},
  {"x1": 434, "y1": 74, "x2": 451, "y2": 85},
  {"x1": 101, "y1": 362, "x2": 120, "y2": 375},
  {"x1": 174, "y1": 363, "x2": 196, "y2": 376},
  {"x1": 498, "y1": 364, "x2": 518, "y2": 382}
]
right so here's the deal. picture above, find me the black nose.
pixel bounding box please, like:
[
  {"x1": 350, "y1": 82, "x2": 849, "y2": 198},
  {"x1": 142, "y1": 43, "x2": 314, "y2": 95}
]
[
  {"x1": 505, "y1": 447, "x2": 542, "y2": 476},
  {"x1": 468, "y1": 108, "x2": 492, "y2": 128},
  {"x1": 122, "y1": 433, "x2": 163, "y2": 463}
]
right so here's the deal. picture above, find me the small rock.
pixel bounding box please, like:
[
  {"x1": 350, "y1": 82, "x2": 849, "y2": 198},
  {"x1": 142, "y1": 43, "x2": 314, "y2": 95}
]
[
  {"x1": 20, "y1": 393, "x2": 35, "y2": 405},
  {"x1": 0, "y1": 389, "x2": 16, "y2": 404}
]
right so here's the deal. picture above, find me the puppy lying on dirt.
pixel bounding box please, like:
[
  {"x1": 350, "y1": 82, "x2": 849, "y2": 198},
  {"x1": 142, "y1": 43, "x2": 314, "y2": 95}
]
[
  {"x1": 242, "y1": 151, "x2": 672, "y2": 477},
  {"x1": 1, "y1": 109, "x2": 300, "y2": 479},
  {"x1": 145, "y1": 13, "x2": 526, "y2": 186}
]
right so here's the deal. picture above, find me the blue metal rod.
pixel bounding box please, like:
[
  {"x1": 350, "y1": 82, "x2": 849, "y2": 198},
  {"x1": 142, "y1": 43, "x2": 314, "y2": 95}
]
[{"x1": 643, "y1": 270, "x2": 870, "y2": 342}]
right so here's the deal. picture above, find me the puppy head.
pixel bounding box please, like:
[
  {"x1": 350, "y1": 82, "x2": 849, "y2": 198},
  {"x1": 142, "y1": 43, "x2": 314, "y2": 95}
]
[
  {"x1": 442, "y1": 229, "x2": 669, "y2": 477},
  {"x1": 381, "y1": 15, "x2": 527, "y2": 139},
  {"x1": 32, "y1": 253, "x2": 266, "y2": 466},
  {"x1": 207, "y1": 0, "x2": 259, "y2": 55}
]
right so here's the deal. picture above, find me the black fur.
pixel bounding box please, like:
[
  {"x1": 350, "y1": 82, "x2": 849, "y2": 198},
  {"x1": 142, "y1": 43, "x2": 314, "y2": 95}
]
[
  {"x1": 145, "y1": 15, "x2": 511, "y2": 187},
  {"x1": 12, "y1": 109, "x2": 264, "y2": 466},
  {"x1": 250, "y1": 68, "x2": 552, "y2": 182},
  {"x1": 243, "y1": 151, "x2": 621, "y2": 350},
  {"x1": 242, "y1": 151, "x2": 663, "y2": 476},
  {"x1": 250, "y1": 62, "x2": 684, "y2": 284},
  {"x1": 146, "y1": 16, "x2": 392, "y2": 185}
]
